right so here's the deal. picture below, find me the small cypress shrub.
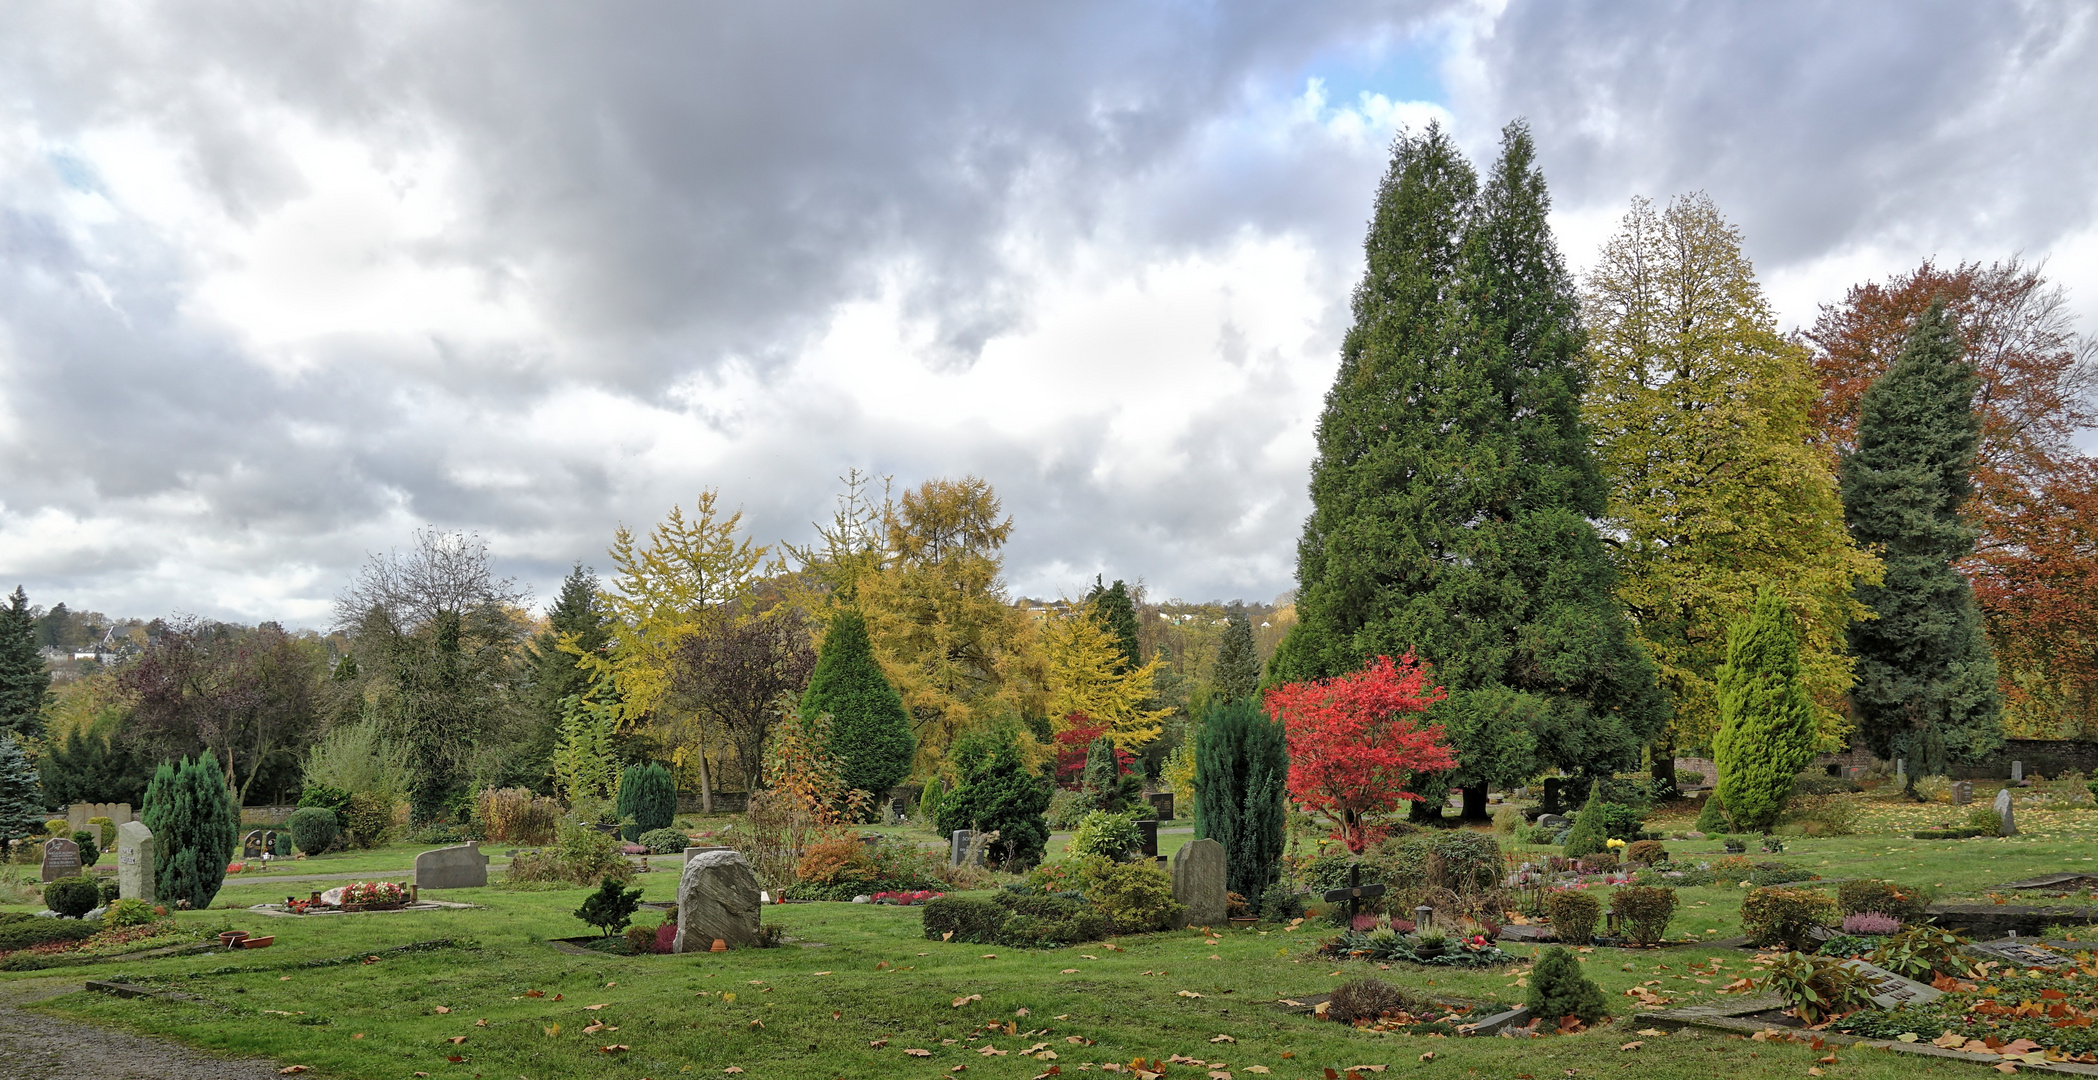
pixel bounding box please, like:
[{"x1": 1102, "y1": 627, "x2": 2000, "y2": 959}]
[
  {"x1": 43, "y1": 875, "x2": 102, "y2": 918},
  {"x1": 1542, "y1": 889, "x2": 1601, "y2": 946},
  {"x1": 574, "y1": 876, "x2": 644, "y2": 937},
  {"x1": 1526, "y1": 945, "x2": 1608, "y2": 1025},
  {"x1": 144, "y1": 752, "x2": 238, "y2": 911},
  {"x1": 1712, "y1": 589, "x2": 1819, "y2": 830},
  {"x1": 616, "y1": 763, "x2": 676, "y2": 841},
  {"x1": 285, "y1": 807, "x2": 340, "y2": 855},
  {"x1": 0, "y1": 734, "x2": 45, "y2": 845},
  {"x1": 936, "y1": 724, "x2": 1050, "y2": 868},
  {"x1": 1192, "y1": 698, "x2": 1289, "y2": 901},
  {"x1": 71, "y1": 830, "x2": 100, "y2": 868},
  {"x1": 1694, "y1": 790, "x2": 1729, "y2": 833},
  {"x1": 1623, "y1": 839, "x2": 1668, "y2": 867},
  {"x1": 1561, "y1": 783, "x2": 1609, "y2": 857}
]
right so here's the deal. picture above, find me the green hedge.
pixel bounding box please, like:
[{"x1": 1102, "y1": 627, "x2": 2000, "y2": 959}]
[
  {"x1": 921, "y1": 892, "x2": 1112, "y2": 948},
  {"x1": 0, "y1": 913, "x2": 100, "y2": 953}
]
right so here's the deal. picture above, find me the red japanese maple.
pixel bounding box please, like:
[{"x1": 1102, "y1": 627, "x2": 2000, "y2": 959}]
[
  {"x1": 1052, "y1": 713, "x2": 1133, "y2": 789},
  {"x1": 1265, "y1": 654, "x2": 1454, "y2": 853}
]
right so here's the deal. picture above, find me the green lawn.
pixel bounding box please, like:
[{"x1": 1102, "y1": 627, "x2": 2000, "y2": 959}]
[{"x1": 9, "y1": 790, "x2": 2095, "y2": 1080}]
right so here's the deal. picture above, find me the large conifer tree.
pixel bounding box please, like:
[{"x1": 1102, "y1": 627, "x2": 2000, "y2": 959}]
[
  {"x1": 1211, "y1": 608, "x2": 1262, "y2": 704},
  {"x1": 1842, "y1": 302, "x2": 2003, "y2": 791},
  {"x1": 1271, "y1": 121, "x2": 1665, "y2": 819},
  {"x1": 801, "y1": 608, "x2": 915, "y2": 798},
  {"x1": 0, "y1": 587, "x2": 50, "y2": 742},
  {"x1": 0, "y1": 733, "x2": 44, "y2": 844},
  {"x1": 1084, "y1": 578, "x2": 1142, "y2": 674}
]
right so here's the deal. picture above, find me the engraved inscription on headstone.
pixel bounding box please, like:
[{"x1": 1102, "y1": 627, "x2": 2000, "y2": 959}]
[
  {"x1": 1837, "y1": 958, "x2": 1944, "y2": 1009},
  {"x1": 40, "y1": 837, "x2": 81, "y2": 883},
  {"x1": 1951, "y1": 781, "x2": 1973, "y2": 806},
  {"x1": 1972, "y1": 938, "x2": 2072, "y2": 967}
]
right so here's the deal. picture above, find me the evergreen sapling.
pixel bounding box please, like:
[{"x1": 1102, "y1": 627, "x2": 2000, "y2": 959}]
[
  {"x1": 575, "y1": 876, "x2": 644, "y2": 937},
  {"x1": 1527, "y1": 945, "x2": 1608, "y2": 1025}
]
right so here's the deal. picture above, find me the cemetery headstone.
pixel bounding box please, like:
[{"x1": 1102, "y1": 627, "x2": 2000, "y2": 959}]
[
  {"x1": 950, "y1": 830, "x2": 983, "y2": 868},
  {"x1": 673, "y1": 849, "x2": 761, "y2": 952},
  {"x1": 1971, "y1": 937, "x2": 2072, "y2": 967},
  {"x1": 1537, "y1": 813, "x2": 1571, "y2": 830},
  {"x1": 1895, "y1": 758, "x2": 1906, "y2": 782},
  {"x1": 116, "y1": 821, "x2": 155, "y2": 902},
  {"x1": 413, "y1": 842, "x2": 490, "y2": 889},
  {"x1": 40, "y1": 837, "x2": 80, "y2": 883},
  {"x1": 1136, "y1": 817, "x2": 1159, "y2": 859},
  {"x1": 890, "y1": 798, "x2": 907, "y2": 824},
  {"x1": 1148, "y1": 791, "x2": 1175, "y2": 820},
  {"x1": 1951, "y1": 781, "x2": 1972, "y2": 805},
  {"x1": 2012, "y1": 761, "x2": 2024, "y2": 783},
  {"x1": 242, "y1": 830, "x2": 266, "y2": 860},
  {"x1": 1996, "y1": 788, "x2": 2018, "y2": 836},
  {"x1": 1540, "y1": 778, "x2": 1568, "y2": 816},
  {"x1": 682, "y1": 845, "x2": 732, "y2": 866},
  {"x1": 1171, "y1": 837, "x2": 1227, "y2": 929},
  {"x1": 1836, "y1": 957, "x2": 1943, "y2": 1009}
]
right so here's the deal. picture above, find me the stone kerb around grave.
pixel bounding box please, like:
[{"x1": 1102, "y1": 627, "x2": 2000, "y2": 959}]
[
  {"x1": 675, "y1": 849, "x2": 761, "y2": 952},
  {"x1": 414, "y1": 842, "x2": 490, "y2": 890}
]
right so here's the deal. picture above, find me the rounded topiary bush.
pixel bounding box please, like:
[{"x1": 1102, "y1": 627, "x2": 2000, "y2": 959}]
[
  {"x1": 638, "y1": 827, "x2": 691, "y2": 855},
  {"x1": 1608, "y1": 885, "x2": 1679, "y2": 946},
  {"x1": 286, "y1": 807, "x2": 341, "y2": 855},
  {"x1": 1542, "y1": 889, "x2": 1601, "y2": 946},
  {"x1": 1526, "y1": 945, "x2": 1608, "y2": 1026},
  {"x1": 1740, "y1": 886, "x2": 1837, "y2": 950},
  {"x1": 44, "y1": 875, "x2": 102, "y2": 918}
]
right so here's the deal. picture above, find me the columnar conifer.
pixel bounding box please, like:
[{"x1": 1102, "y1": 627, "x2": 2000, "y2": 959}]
[
  {"x1": 1711, "y1": 589, "x2": 1819, "y2": 830},
  {"x1": 1211, "y1": 609, "x2": 1262, "y2": 704},
  {"x1": 1192, "y1": 698, "x2": 1288, "y2": 899},
  {"x1": 144, "y1": 751, "x2": 237, "y2": 910},
  {"x1": 0, "y1": 587, "x2": 49, "y2": 741},
  {"x1": 801, "y1": 608, "x2": 915, "y2": 799}
]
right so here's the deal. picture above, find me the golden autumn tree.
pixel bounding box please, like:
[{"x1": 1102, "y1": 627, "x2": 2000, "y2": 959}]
[
  {"x1": 1042, "y1": 600, "x2": 1170, "y2": 751},
  {"x1": 1581, "y1": 193, "x2": 1881, "y2": 774}
]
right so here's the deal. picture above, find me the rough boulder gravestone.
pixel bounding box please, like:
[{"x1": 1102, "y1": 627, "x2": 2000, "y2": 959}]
[
  {"x1": 674, "y1": 849, "x2": 761, "y2": 952},
  {"x1": 1996, "y1": 788, "x2": 2018, "y2": 837},
  {"x1": 116, "y1": 821, "x2": 155, "y2": 902},
  {"x1": 40, "y1": 837, "x2": 81, "y2": 883},
  {"x1": 1170, "y1": 837, "x2": 1227, "y2": 929},
  {"x1": 413, "y1": 842, "x2": 490, "y2": 889}
]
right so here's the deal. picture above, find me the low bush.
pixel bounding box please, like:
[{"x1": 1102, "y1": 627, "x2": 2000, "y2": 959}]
[
  {"x1": 97, "y1": 879, "x2": 120, "y2": 905},
  {"x1": 574, "y1": 877, "x2": 644, "y2": 937},
  {"x1": 921, "y1": 892, "x2": 1113, "y2": 948},
  {"x1": 0, "y1": 912, "x2": 100, "y2": 952},
  {"x1": 1785, "y1": 793, "x2": 1861, "y2": 836},
  {"x1": 1327, "y1": 977, "x2": 1412, "y2": 1024},
  {"x1": 1815, "y1": 933, "x2": 1882, "y2": 959},
  {"x1": 297, "y1": 782, "x2": 354, "y2": 822},
  {"x1": 1748, "y1": 863, "x2": 1820, "y2": 887},
  {"x1": 345, "y1": 791, "x2": 395, "y2": 849},
  {"x1": 506, "y1": 820, "x2": 633, "y2": 887},
  {"x1": 1609, "y1": 885, "x2": 1678, "y2": 946},
  {"x1": 286, "y1": 807, "x2": 340, "y2": 856},
  {"x1": 1623, "y1": 840, "x2": 1668, "y2": 867},
  {"x1": 43, "y1": 875, "x2": 101, "y2": 918},
  {"x1": 1542, "y1": 890, "x2": 1601, "y2": 946},
  {"x1": 1260, "y1": 882, "x2": 1304, "y2": 922},
  {"x1": 797, "y1": 837, "x2": 878, "y2": 886},
  {"x1": 1763, "y1": 950, "x2": 1879, "y2": 1023},
  {"x1": 638, "y1": 827, "x2": 691, "y2": 855},
  {"x1": 1740, "y1": 886, "x2": 1836, "y2": 950},
  {"x1": 1836, "y1": 879, "x2": 1931, "y2": 922},
  {"x1": 1081, "y1": 860, "x2": 1184, "y2": 933},
  {"x1": 1578, "y1": 851, "x2": 1619, "y2": 874},
  {"x1": 104, "y1": 898, "x2": 156, "y2": 928},
  {"x1": 1068, "y1": 811, "x2": 1143, "y2": 862},
  {"x1": 476, "y1": 787, "x2": 562, "y2": 845},
  {"x1": 1526, "y1": 945, "x2": 1607, "y2": 1025},
  {"x1": 1492, "y1": 807, "x2": 1524, "y2": 835}
]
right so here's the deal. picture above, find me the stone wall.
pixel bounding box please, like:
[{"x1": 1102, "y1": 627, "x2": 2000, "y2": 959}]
[
  {"x1": 65, "y1": 802, "x2": 134, "y2": 832},
  {"x1": 239, "y1": 806, "x2": 298, "y2": 826},
  {"x1": 1680, "y1": 739, "x2": 2098, "y2": 785}
]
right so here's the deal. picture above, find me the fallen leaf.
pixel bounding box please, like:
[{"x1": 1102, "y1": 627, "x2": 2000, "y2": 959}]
[
  {"x1": 279, "y1": 1070, "x2": 310, "y2": 1076},
  {"x1": 1619, "y1": 1043, "x2": 1643, "y2": 1051},
  {"x1": 722, "y1": 993, "x2": 737, "y2": 1003},
  {"x1": 814, "y1": 970, "x2": 833, "y2": 976},
  {"x1": 1178, "y1": 991, "x2": 1204, "y2": 998},
  {"x1": 1635, "y1": 1029, "x2": 1665, "y2": 1038},
  {"x1": 474, "y1": 1019, "x2": 487, "y2": 1028},
  {"x1": 944, "y1": 931, "x2": 956, "y2": 941},
  {"x1": 1807, "y1": 1070, "x2": 1823, "y2": 1078},
  {"x1": 1420, "y1": 1053, "x2": 1436, "y2": 1062},
  {"x1": 448, "y1": 1036, "x2": 468, "y2": 1044},
  {"x1": 433, "y1": 1006, "x2": 451, "y2": 1014},
  {"x1": 749, "y1": 1020, "x2": 764, "y2": 1029},
  {"x1": 583, "y1": 1022, "x2": 606, "y2": 1035},
  {"x1": 1062, "y1": 969, "x2": 1079, "y2": 974},
  {"x1": 955, "y1": 994, "x2": 984, "y2": 1008},
  {"x1": 351, "y1": 1034, "x2": 364, "y2": 1040},
  {"x1": 1017, "y1": 1008, "x2": 1031, "y2": 1017},
  {"x1": 725, "y1": 1068, "x2": 745, "y2": 1074},
  {"x1": 871, "y1": 1039, "x2": 890, "y2": 1048},
  {"x1": 952, "y1": 1067, "x2": 968, "y2": 1073},
  {"x1": 982, "y1": 954, "x2": 998, "y2": 959},
  {"x1": 600, "y1": 1044, "x2": 629, "y2": 1053},
  {"x1": 545, "y1": 1023, "x2": 560, "y2": 1037},
  {"x1": 906, "y1": 1049, "x2": 934, "y2": 1057},
  {"x1": 585, "y1": 1004, "x2": 610, "y2": 1011},
  {"x1": 525, "y1": 990, "x2": 545, "y2": 998},
  {"x1": 1211, "y1": 1035, "x2": 1237, "y2": 1044}
]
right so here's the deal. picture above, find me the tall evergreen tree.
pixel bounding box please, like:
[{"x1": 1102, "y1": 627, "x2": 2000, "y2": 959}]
[
  {"x1": 0, "y1": 587, "x2": 50, "y2": 742},
  {"x1": 800, "y1": 608, "x2": 915, "y2": 798},
  {"x1": 1711, "y1": 589, "x2": 1819, "y2": 830},
  {"x1": 1270, "y1": 121, "x2": 1666, "y2": 820},
  {"x1": 144, "y1": 751, "x2": 238, "y2": 910},
  {"x1": 1084, "y1": 578, "x2": 1142, "y2": 674},
  {"x1": 1842, "y1": 302, "x2": 2004, "y2": 792},
  {"x1": 524, "y1": 564, "x2": 611, "y2": 791},
  {"x1": 1192, "y1": 698, "x2": 1288, "y2": 900},
  {"x1": 0, "y1": 733, "x2": 44, "y2": 844},
  {"x1": 1211, "y1": 608, "x2": 1262, "y2": 704}
]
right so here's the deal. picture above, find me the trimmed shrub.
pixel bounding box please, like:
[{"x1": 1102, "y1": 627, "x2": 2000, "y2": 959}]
[
  {"x1": 1836, "y1": 879, "x2": 1931, "y2": 923},
  {"x1": 1748, "y1": 863, "x2": 1819, "y2": 887},
  {"x1": 0, "y1": 913, "x2": 99, "y2": 952},
  {"x1": 801, "y1": 608, "x2": 915, "y2": 799},
  {"x1": 142, "y1": 751, "x2": 239, "y2": 911},
  {"x1": 1542, "y1": 890, "x2": 1601, "y2": 946},
  {"x1": 1623, "y1": 840, "x2": 1668, "y2": 867},
  {"x1": 1694, "y1": 790, "x2": 1729, "y2": 834},
  {"x1": 286, "y1": 807, "x2": 340, "y2": 856},
  {"x1": 616, "y1": 763, "x2": 676, "y2": 842},
  {"x1": 72, "y1": 830, "x2": 100, "y2": 868},
  {"x1": 345, "y1": 790, "x2": 394, "y2": 848},
  {"x1": 1081, "y1": 860, "x2": 1184, "y2": 933},
  {"x1": 1192, "y1": 698, "x2": 1289, "y2": 901},
  {"x1": 104, "y1": 898, "x2": 156, "y2": 927},
  {"x1": 297, "y1": 782, "x2": 353, "y2": 823},
  {"x1": 43, "y1": 875, "x2": 101, "y2": 918},
  {"x1": 1579, "y1": 851, "x2": 1619, "y2": 874},
  {"x1": 1526, "y1": 946, "x2": 1607, "y2": 1025},
  {"x1": 936, "y1": 723, "x2": 1051, "y2": 868},
  {"x1": 1608, "y1": 886, "x2": 1678, "y2": 946},
  {"x1": 638, "y1": 827, "x2": 691, "y2": 855},
  {"x1": 1740, "y1": 886, "x2": 1837, "y2": 950},
  {"x1": 1069, "y1": 811, "x2": 1142, "y2": 862}
]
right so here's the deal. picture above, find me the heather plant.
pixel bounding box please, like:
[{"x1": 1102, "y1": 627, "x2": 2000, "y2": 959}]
[{"x1": 1841, "y1": 912, "x2": 1900, "y2": 936}]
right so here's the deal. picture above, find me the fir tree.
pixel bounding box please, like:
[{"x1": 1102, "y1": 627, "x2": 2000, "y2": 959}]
[
  {"x1": 1561, "y1": 782, "x2": 1609, "y2": 858},
  {"x1": 1211, "y1": 609, "x2": 1262, "y2": 704},
  {"x1": 1192, "y1": 698, "x2": 1288, "y2": 900},
  {"x1": 1527, "y1": 945, "x2": 1608, "y2": 1025},
  {"x1": 0, "y1": 733, "x2": 44, "y2": 844},
  {"x1": 1694, "y1": 790, "x2": 1729, "y2": 835},
  {"x1": 800, "y1": 608, "x2": 914, "y2": 798},
  {"x1": 0, "y1": 587, "x2": 50, "y2": 741},
  {"x1": 935, "y1": 722, "x2": 1050, "y2": 868},
  {"x1": 1841, "y1": 302, "x2": 2004, "y2": 792},
  {"x1": 1084, "y1": 578, "x2": 1142, "y2": 674},
  {"x1": 1711, "y1": 589, "x2": 1820, "y2": 830},
  {"x1": 145, "y1": 752, "x2": 238, "y2": 910},
  {"x1": 615, "y1": 762, "x2": 677, "y2": 840},
  {"x1": 1270, "y1": 121, "x2": 1666, "y2": 819},
  {"x1": 37, "y1": 729, "x2": 150, "y2": 807}
]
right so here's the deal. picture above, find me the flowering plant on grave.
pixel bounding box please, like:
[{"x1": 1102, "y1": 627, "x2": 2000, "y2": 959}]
[
  {"x1": 343, "y1": 881, "x2": 409, "y2": 906},
  {"x1": 871, "y1": 889, "x2": 943, "y2": 906}
]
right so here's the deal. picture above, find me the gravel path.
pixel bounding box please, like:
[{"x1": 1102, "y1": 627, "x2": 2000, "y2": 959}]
[{"x1": 0, "y1": 978, "x2": 285, "y2": 1080}]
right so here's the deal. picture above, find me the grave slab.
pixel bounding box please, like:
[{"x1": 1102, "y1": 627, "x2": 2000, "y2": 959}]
[
  {"x1": 1999, "y1": 873, "x2": 2098, "y2": 892},
  {"x1": 1836, "y1": 957, "x2": 1942, "y2": 1009},
  {"x1": 1459, "y1": 1005, "x2": 1533, "y2": 1035},
  {"x1": 40, "y1": 837, "x2": 80, "y2": 883},
  {"x1": 1969, "y1": 937, "x2": 2075, "y2": 966}
]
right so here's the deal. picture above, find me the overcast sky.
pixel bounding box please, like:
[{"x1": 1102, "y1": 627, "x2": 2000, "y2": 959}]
[{"x1": 2, "y1": 1, "x2": 2094, "y2": 627}]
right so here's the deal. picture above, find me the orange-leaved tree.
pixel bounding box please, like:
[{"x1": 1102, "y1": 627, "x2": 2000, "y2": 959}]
[{"x1": 1267, "y1": 654, "x2": 1454, "y2": 853}]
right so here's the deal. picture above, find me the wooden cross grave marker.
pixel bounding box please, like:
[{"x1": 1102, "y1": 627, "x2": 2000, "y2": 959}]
[{"x1": 1321, "y1": 863, "x2": 1387, "y2": 923}]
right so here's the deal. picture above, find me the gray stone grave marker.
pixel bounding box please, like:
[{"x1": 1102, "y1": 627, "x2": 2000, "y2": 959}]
[
  {"x1": 1171, "y1": 837, "x2": 1227, "y2": 929},
  {"x1": 1951, "y1": 781, "x2": 1972, "y2": 805},
  {"x1": 682, "y1": 845, "x2": 732, "y2": 866},
  {"x1": 1996, "y1": 788, "x2": 2018, "y2": 836},
  {"x1": 1896, "y1": 758, "x2": 1906, "y2": 781},
  {"x1": 1971, "y1": 937, "x2": 2072, "y2": 966},
  {"x1": 1837, "y1": 957, "x2": 1943, "y2": 1009},
  {"x1": 674, "y1": 849, "x2": 761, "y2": 952},
  {"x1": 2012, "y1": 760, "x2": 2024, "y2": 782},
  {"x1": 413, "y1": 842, "x2": 490, "y2": 889},
  {"x1": 116, "y1": 821, "x2": 154, "y2": 902},
  {"x1": 890, "y1": 798, "x2": 907, "y2": 824},
  {"x1": 40, "y1": 837, "x2": 80, "y2": 883},
  {"x1": 950, "y1": 830, "x2": 981, "y2": 868}
]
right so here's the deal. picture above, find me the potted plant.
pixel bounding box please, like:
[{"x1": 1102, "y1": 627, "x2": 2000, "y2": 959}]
[
  {"x1": 1412, "y1": 926, "x2": 1450, "y2": 959},
  {"x1": 1723, "y1": 837, "x2": 1748, "y2": 854}
]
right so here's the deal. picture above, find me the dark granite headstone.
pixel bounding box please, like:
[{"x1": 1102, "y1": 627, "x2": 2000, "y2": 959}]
[
  {"x1": 40, "y1": 837, "x2": 81, "y2": 882},
  {"x1": 241, "y1": 830, "x2": 266, "y2": 859},
  {"x1": 1148, "y1": 792, "x2": 1175, "y2": 820},
  {"x1": 1136, "y1": 817, "x2": 1159, "y2": 858}
]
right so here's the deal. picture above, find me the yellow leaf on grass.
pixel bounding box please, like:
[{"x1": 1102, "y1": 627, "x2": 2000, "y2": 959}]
[
  {"x1": 1419, "y1": 1052, "x2": 1435, "y2": 1062},
  {"x1": 600, "y1": 1044, "x2": 629, "y2": 1053},
  {"x1": 585, "y1": 1004, "x2": 610, "y2": 1011},
  {"x1": 432, "y1": 1006, "x2": 450, "y2": 1014},
  {"x1": 906, "y1": 1049, "x2": 934, "y2": 1057},
  {"x1": 814, "y1": 970, "x2": 833, "y2": 976},
  {"x1": 955, "y1": 994, "x2": 984, "y2": 1007},
  {"x1": 1619, "y1": 1042, "x2": 1643, "y2": 1051},
  {"x1": 1211, "y1": 1035, "x2": 1236, "y2": 1044},
  {"x1": 725, "y1": 1068, "x2": 745, "y2": 1074},
  {"x1": 1177, "y1": 991, "x2": 1204, "y2": 998},
  {"x1": 447, "y1": 1036, "x2": 467, "y2": 1045},
  {"x1": 1062, "y1": 969, "x2": 1079, "y2": 974}
]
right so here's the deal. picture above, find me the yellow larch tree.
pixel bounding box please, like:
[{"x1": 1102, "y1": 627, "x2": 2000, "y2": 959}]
[{"x1": 1042, "y1": 601, "x2": 1171, "y2": 751}]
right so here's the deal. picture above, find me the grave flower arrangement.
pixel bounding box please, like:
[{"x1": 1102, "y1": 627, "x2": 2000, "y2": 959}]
[
  {"x1": 871, "y1": 890, "x2": 943, "y2": 906},
  {"x1": 342, "y1": 881, "x2": 409, "y2": 909},
  {"x1": 1825, "y1": 949, "x2": 2098, "y2": 1061}
]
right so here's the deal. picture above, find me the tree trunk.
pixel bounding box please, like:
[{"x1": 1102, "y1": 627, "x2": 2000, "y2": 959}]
[
  {"x1": 1651, "y1": 733, "x2": 1678, "y2": 793},
  {"x1": 1458, "y1": 783, "x2": 1490, "y2": 822},
  {"x1": 699, "y1": 744, "x2": 715, "y2": 814}
]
